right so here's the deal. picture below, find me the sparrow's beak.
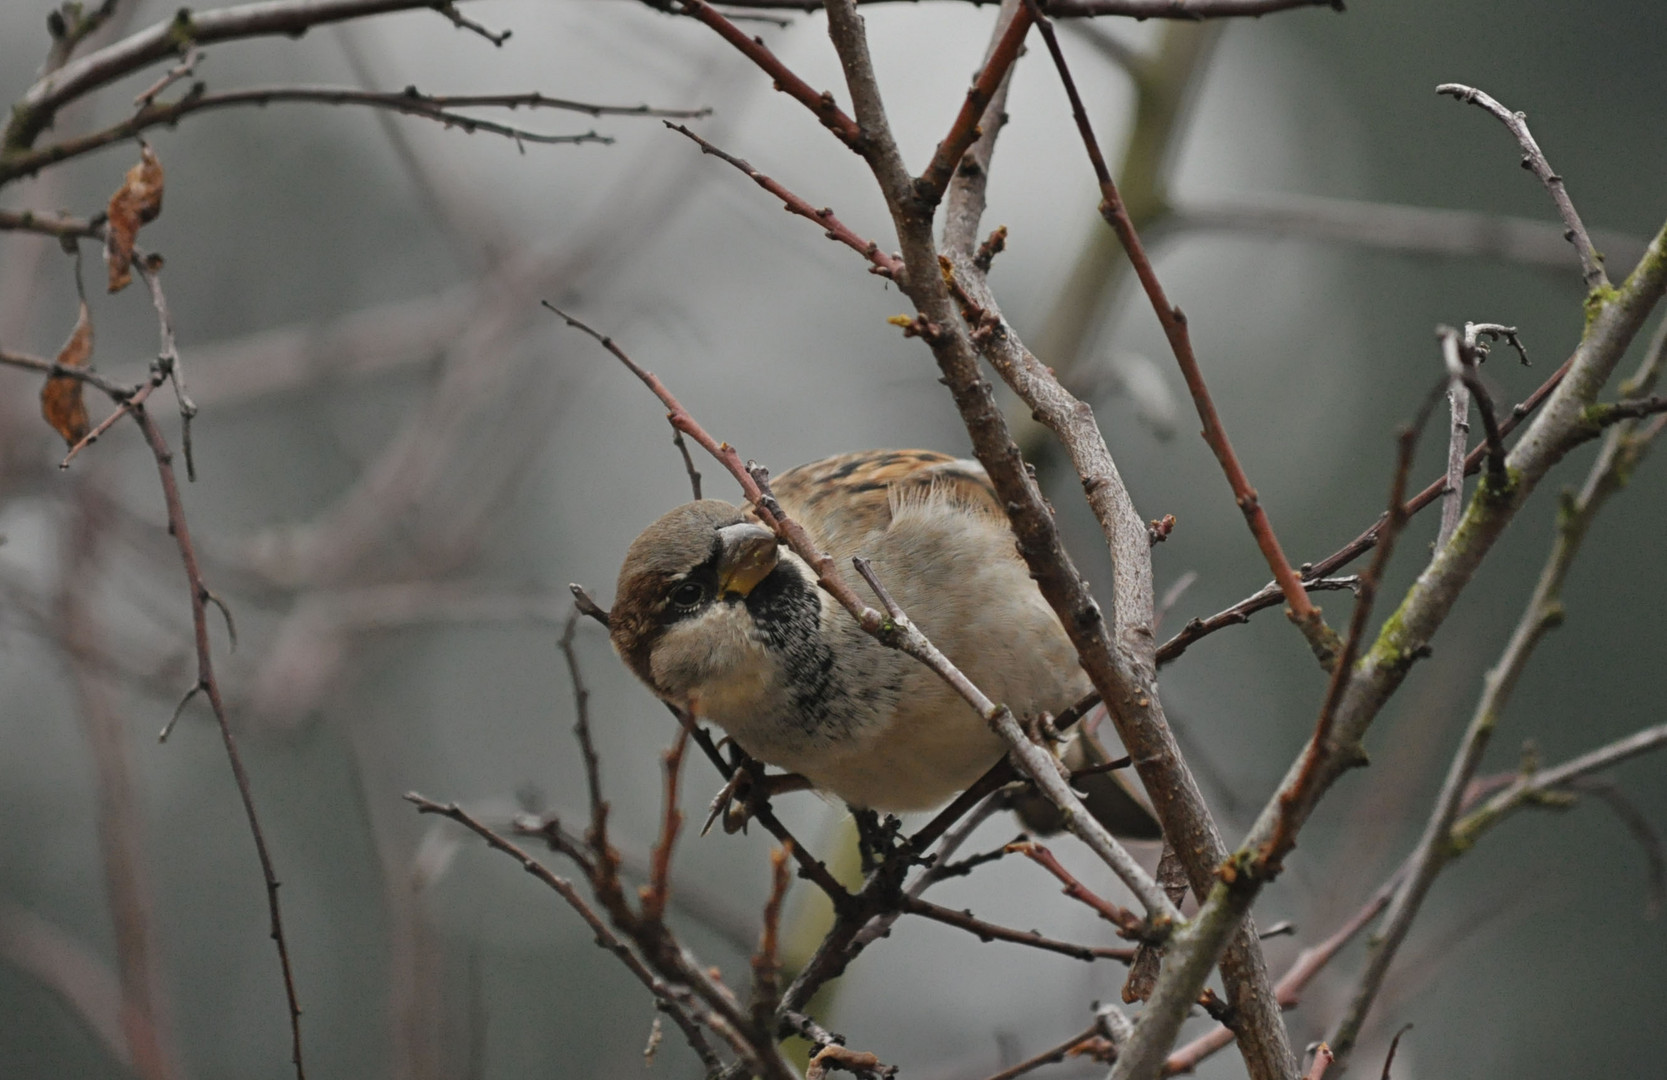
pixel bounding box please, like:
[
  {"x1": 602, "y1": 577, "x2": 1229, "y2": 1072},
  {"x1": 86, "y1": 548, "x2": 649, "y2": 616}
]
[{"x1": 715, "y1": 522, "x2": 779, "y2": 597}]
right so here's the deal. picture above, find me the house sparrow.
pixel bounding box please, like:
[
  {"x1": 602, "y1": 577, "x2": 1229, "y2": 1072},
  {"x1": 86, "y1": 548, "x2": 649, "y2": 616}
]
[{"x1": 609, "y1": 449, "x2": 1160, "y2": 839}]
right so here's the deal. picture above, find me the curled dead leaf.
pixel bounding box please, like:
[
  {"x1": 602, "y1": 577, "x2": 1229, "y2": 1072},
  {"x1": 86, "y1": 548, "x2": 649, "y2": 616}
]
[
  {"x1": 42, "y1": 300, "x2": 94, "y2": 446},
  {"x1": 105, "y1": 142, "x2": 165, "y2": 293}
]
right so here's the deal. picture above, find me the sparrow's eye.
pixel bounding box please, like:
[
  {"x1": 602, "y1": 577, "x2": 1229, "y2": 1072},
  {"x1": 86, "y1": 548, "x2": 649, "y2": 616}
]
[{"x1": 669, "y1": 581, "x2": 707, "y2": 610}]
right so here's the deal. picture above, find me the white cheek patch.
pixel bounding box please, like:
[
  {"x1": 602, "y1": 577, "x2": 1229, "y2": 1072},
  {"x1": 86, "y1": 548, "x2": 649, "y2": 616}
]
[{"x1": 649, "y1": 603, "x2": 778, "y2": 709}]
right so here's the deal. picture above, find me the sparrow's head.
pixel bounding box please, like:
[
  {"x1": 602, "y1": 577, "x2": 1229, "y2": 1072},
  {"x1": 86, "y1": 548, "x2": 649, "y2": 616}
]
[{"x1": 610, "y1": 501, "x2": 796, "y2": 703}]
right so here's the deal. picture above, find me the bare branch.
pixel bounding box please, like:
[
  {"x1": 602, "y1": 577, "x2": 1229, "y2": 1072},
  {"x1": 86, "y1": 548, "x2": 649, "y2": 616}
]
[
  {"x1": 1158, "y1": 348, "x2": 1581, "y2": 666},
  {"x1": 1167, "y1": 192, "x2": 1649, "y2": 276},
  {"x1": 670, "y1": 0, "x2": 862, "y2": 149},
  {"x1": 1328, "y1": 311, "x2": 1667, "y2": 1067},
  {"x1": 0, "y1": 344, "x2": 134, "y2": 398},
  {"x1": 901, "y1": 897, "x2": 1136, "y2": 963},
  {"x1": 1024, "y1": 0, "x2": 1332, "y2": 662},
  {"x1": 1436, "y1": 376, "x2": 1471, "y2": 552},
  {"x1": 131, "y1": 404, "x2": 305, "y2": 1079},
  {"x1": 8, "y1": 0, "x2": 509, "y2": 151},
  {"x1": 405, "y1": 795, "x2": 724, "y2": 1072},
  {"x1": 664, "y1": 122, "x2": 902, "y2": 278},
  {"x1": 1436, "y1": 83, "x2": 1609, "y2": 290},
  {"x1": 4, "y1": 86, "x2": 623, "y2": 184},
  {"x1": 0, "y1": 208, "x2": 106, "y2": 241},
  {"x1": 914, "y1": 6, "x2": 1033, "y2": 206}
]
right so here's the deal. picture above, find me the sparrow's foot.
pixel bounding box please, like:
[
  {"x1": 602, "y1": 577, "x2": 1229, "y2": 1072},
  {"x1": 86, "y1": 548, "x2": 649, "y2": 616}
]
[
  {"x1": 851, "y1": 807, "x2": 908, "y2": 873},
  {"x1": 701, "y1": 767, "x2": 814, "y2": 836}
]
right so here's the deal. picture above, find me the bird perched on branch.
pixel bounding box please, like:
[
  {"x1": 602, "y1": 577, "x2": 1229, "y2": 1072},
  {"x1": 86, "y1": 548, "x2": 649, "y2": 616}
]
[{"x1": 609, "y1": 449, "x2": 1160, "y2": 839}]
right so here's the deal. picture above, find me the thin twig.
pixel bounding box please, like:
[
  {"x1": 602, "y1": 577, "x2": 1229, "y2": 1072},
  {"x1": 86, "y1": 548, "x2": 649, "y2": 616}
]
[
  {"x1": 10, "y1": 0, "x2": 543, "y2": 149},
  {"x1": 1258, "y1": 386, "x2": 1439, "y2": 874},
  {"x1": 669, "y1": 421, "x2": 704, "y2": 500},
  {"x1": 901, "y1": 897, "x2": 1136, "y2": 964},
  {"x1": 1439, "y1": 326, "x2": 1505, "y2": 484},
  {"x1": 133, "y1": 257, "x2": 199, "y2": 481},
  {"x1": 130, "y1": 404, "x2": 305, "y2": 1079},
  {"x1": 1007, "y1": 842, "x2": 1143, "y2": 935},
  {"x1": 132, "y1": 44, "x2": 201, "y2": 107},
  {"x1": 1329, "y1": 332, "x2": 1667, "y2": 1064},
  {"x1": 0, "y1": 208, "x2": 107, "y2": 241},
  {"x1": 979, "y1": 1022, "x2": 1102, "y2": 1080},
  {"x1": 405, "y1": 794, "x2": 724, "y2": 1072},
  {"x1": 1157, "y1": 352, "x2": 1580, "y2": 666},
  {"x1": 1436, "y1": 84, "x2": 1608, "y2": 290},
  {"x1": 1436, "y1": 378, "x2": 1470, "y2": 551},
  {"x1": 671, "y1": 0, "x2": 861, "y2": 148},
  {"x1": 748, "y1": 842, "x2": 792, "y2": 1031},
  {"x1": 432, "y1": 0, "x2": 511, "y2": 45},
  {"x1": 914, "y1": 5, "x2": 1033, "y2": 206},
  {"x1": 1024, "y1": 0, "x2": 1329, "y2": 657},
  {"x1": 3, "y1": 85, "x2": 629, "y2": 184},
  {"x1": 664, "y1": 122, "x2": 902, "y2": 278},
  {"x1": 642, "y1": 726, "x2": 692, "y2": 923},
  {"x1": 0, "y1": 345, "x2": 134, "y2": 398}
]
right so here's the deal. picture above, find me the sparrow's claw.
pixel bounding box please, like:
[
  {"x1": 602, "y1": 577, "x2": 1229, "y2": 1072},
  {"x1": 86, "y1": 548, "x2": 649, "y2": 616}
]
[
  {"x1": 701, "y1": 767, "x2": 750, "y2": 837},
  {"x1": 701, "y1": 767, "x2": 815, "y2": 836}
]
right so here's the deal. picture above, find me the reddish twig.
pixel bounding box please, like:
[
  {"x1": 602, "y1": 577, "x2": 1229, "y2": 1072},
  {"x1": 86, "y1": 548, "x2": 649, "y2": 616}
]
[
  {"x1": 642, "y1": 726, "x2": 692, "y2": 922},
  {"x1": 1007, "y1": 842, "x2": 1144, "y2": 936},
  {"x1": 1258, "y1": 388, "x2": 1438, "y2": 874},
  {"x1": 915, "y1": 5, "x2": 1034, "y2": 205},
  {"x1": 1305, "y1": 1044, "x2": 1335, "y2": 1080},
  {"x1": 1157, "y1": 354, "x2": 1577, "y2": 666},
  {"x1": 1022, "y1": 0, "x2": 1328, "y2": 656},
  {"x1": 665, "y1": 122, "x2": 903, "y2": 278},
  {"x1": 130, "y1": 403, "x2": 304, "y2": 1080},
  {"x1": 749, "y1": 842, "x2": 793, "y2": 1031},
  {"x1": 671, "y1": 0, "x2": 862, "y2": 149}
]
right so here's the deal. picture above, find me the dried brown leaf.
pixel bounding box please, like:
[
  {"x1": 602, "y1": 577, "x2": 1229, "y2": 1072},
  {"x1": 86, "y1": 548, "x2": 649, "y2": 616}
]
[
  {"x1": 42, "y1": 300, "x2": 94, "y2": 446},
  {"x1": 105, "y1": 143, "x2": 164, "y2": 293}
]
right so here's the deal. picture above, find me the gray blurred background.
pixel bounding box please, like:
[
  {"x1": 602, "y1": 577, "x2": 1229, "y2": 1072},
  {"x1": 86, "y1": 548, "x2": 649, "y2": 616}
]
[{"x1": 1, "y1": 1, "x2": 1664, "y2": 1078}]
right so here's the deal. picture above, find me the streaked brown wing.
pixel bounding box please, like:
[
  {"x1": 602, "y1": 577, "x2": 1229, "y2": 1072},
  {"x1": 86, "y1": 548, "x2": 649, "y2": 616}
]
[{"x1": 768, "y1": 449, "x2": 1003, "y2": 548}]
